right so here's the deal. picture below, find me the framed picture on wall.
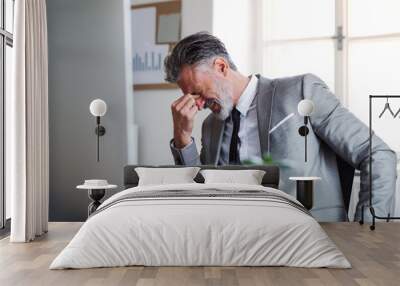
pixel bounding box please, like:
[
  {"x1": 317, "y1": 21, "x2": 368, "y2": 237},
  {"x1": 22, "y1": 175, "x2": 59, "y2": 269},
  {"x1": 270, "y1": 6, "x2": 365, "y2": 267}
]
[{"x1": 131, "y1": 0, "x2": 181, "y2": 91}]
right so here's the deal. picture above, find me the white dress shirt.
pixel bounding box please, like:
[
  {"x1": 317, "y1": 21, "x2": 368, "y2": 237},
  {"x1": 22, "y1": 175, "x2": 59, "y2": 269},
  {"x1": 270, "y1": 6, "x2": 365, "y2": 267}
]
[{"x1": 219, "y1": 75, "x2": 261, "y2": 164}]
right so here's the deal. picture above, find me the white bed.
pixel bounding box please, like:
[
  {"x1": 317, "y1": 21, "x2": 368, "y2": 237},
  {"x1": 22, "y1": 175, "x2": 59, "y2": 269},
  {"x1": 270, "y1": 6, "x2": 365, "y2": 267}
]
[{"x1": 50, "y1": 183, "x2": 350, "y2": 269}]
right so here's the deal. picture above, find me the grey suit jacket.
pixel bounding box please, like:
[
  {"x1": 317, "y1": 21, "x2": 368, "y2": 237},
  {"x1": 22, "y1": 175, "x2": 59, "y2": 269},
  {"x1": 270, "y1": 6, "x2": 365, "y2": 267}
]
[{"x1": 170, "y1": 74, "x2": 397, "y2": 222}]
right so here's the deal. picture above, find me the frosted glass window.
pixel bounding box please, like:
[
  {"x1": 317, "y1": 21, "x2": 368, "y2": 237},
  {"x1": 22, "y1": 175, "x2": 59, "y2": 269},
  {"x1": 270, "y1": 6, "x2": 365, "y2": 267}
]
[
  {"x1": 348, "y1": 0, "x2": 400, "y2": 37},
  {"x1": 348, "y1": 39, "x2": 400, "y2": 152},
  {"x1": 263, "y1": 0, "x2": 335, "y2": 40},
  {"x1": 263, "y1": 40, "x2": 335, "y2": 92}
]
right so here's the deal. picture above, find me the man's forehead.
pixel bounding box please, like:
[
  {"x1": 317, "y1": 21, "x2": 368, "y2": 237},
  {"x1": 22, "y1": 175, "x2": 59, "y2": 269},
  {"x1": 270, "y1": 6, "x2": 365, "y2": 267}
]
[{"x1": 178, "y1": 66, "x2": 205, "y2": 94}]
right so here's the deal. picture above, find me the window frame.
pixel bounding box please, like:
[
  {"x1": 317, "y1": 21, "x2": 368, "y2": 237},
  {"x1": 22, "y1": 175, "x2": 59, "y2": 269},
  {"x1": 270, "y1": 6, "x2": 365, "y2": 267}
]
[
  {"x1": 260, "y1": 0, "x2": 400, "y2": 108},
  {"x1": 0, "y1": 0, "x2": 13, "y2": 230}
]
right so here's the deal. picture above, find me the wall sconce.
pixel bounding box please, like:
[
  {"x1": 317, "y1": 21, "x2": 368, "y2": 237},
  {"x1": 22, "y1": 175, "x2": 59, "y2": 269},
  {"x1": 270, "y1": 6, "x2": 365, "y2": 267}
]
[
  {"x1": 89, "y1": 99, "x2": 107, "y2": 162},
  {"x1": 297, "y1": 99, "x2": 314, "y2": 162}
]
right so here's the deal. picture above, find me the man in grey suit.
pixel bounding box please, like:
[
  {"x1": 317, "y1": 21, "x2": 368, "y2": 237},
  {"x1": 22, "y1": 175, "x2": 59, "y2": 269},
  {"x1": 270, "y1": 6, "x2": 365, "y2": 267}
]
[{"x1": 165, "y1": 32, "x2": 397, "y2": 222}]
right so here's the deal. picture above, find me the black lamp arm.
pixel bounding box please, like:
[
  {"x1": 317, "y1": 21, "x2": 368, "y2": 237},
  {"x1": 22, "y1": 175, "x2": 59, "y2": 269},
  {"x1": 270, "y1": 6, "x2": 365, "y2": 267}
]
[
  {"x1": 95, "y1": 116, "x2": 106, "y2": 162},
  {"x1": 298, "y1": 116, "x2": 309, "y2": 162}
]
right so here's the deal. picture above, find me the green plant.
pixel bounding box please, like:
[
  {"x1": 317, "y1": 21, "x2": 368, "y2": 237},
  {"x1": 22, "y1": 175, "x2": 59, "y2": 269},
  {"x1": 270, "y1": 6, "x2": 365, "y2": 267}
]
[{"x1": 243, "y1": 153, "x2": 291, "y2": 169}]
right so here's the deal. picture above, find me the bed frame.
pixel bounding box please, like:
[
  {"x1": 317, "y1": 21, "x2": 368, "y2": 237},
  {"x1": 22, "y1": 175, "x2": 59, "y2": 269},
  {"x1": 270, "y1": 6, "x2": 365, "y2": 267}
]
[{"x1": 123, "y1": 165, "x2": 280, "y2": 189}]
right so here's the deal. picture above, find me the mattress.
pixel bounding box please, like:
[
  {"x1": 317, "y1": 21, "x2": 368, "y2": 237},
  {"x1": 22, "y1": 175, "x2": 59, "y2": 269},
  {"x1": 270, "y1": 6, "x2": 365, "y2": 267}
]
[{"x1": 50, "y1": 183, "x2": 351, "y2": 269}]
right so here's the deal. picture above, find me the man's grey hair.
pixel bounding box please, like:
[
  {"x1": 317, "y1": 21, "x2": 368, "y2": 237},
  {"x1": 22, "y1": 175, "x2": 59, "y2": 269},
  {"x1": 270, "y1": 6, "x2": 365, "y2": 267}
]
[{"x1": 164, "y1": 32, "x2": 237, "y2": 83}]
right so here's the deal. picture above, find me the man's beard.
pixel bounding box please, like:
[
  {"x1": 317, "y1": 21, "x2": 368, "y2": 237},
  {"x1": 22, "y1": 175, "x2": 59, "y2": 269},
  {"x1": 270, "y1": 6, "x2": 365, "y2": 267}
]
[{"x1": 208, "y1": 79, "x2": 234, "y2": 121}]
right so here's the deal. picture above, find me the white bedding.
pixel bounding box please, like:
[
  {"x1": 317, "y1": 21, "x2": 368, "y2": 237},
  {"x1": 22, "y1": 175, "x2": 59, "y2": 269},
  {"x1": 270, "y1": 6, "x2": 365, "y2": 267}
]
[{"x1": 50, "y1": 183, "x2": 351, "y2": 269}]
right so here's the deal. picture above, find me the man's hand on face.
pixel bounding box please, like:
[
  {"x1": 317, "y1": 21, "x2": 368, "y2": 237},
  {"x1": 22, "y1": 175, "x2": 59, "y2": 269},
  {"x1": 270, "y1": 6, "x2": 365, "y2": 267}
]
[{"x1": 171, "y1": 94, "x2": 203, "y2": 149}]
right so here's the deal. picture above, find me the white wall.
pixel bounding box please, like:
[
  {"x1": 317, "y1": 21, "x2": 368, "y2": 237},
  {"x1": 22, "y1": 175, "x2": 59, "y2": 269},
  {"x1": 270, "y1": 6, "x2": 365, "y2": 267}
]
[
  {"x1": 132, "y1": 0, "x2": 258, "y2": 164},
  {"x1": 132, "y1": 0, "x2": 213, "y2": 165},
  {"x1": 123, "y1": 0, "x2": 138, "y2": 164}
]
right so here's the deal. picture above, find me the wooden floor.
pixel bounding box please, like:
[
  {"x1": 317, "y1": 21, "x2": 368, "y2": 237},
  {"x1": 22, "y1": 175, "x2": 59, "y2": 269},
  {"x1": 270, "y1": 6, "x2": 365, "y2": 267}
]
[{"x1": 0, "y1": 222, "x2": 400, "y2": 286}]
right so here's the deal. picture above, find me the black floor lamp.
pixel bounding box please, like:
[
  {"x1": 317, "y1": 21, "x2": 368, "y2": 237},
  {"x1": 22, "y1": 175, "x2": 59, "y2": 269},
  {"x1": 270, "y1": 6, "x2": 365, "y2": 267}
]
[{"x1": 359, "y1": 95, "x2": 400, "y2": 230}]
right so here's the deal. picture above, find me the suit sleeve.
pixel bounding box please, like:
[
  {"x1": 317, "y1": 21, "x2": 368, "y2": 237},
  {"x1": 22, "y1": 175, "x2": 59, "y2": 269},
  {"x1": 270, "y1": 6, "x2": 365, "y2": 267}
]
[
  {"x1": 302, "y1": 73, "x2": 397, "y2": 221},
  {"x1": 170, "y1": 138, "x2": 200, "y2": 165},
  {"x1": 170, "y1": 119, "x2": 207, "y2": 165}
]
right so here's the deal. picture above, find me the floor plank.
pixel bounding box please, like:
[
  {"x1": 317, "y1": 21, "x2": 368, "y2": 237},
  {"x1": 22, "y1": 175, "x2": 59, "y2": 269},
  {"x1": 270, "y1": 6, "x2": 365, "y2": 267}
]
[{"x1": 0, "y1": 222, "x2": 399, "y2": 286}]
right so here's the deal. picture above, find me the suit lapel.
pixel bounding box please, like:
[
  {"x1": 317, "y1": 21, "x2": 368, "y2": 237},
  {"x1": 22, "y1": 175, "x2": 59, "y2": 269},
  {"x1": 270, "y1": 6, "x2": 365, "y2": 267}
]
[{"x1": 255, "y1": 75, "x2": 275, "y2": 155}]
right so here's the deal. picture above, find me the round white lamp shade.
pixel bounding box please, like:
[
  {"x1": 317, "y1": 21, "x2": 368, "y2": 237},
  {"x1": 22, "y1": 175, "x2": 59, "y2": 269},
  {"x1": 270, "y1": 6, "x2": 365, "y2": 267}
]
[
  {"x1": 89, "y1": 99, "x2": 107, "y2": 117},
  {"x1": 297, "y1": 99, "x2": 314, "y2": 116}
]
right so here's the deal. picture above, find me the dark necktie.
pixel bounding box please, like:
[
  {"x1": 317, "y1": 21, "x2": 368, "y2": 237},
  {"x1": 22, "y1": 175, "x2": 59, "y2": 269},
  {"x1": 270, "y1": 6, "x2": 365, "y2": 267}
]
[{"x1": 229, "y1": 108, "x2": 241, "y2": 164}]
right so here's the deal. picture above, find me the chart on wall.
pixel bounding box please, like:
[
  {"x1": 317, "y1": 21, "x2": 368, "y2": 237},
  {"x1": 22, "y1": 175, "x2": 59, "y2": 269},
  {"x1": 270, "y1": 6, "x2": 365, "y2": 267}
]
[{"x1": 131, "y1": 1, "x2": 181, "y2": 90}]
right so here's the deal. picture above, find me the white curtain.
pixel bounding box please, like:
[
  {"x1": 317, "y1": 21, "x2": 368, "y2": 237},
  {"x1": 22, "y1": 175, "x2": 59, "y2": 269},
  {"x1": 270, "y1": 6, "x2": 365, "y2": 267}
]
[{"x1": 9, "y1": 0, "x2": 49, "y2": 242}]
